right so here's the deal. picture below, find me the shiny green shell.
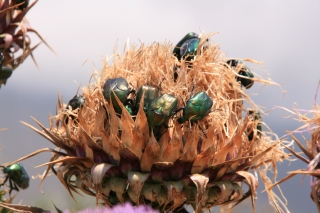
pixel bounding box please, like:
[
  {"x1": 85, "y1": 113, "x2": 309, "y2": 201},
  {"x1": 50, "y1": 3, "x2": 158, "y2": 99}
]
[
  {"x1": 237, "y1": 67, "x2": 254, "y2": 89},
  {"x1": 226, "y1": 59, "x2": 254, "y2": 89},
  {"x1": 147, "y1": 94, "x2": 178, "y2": 127},
  {"x1": 178, "y1": 91, "x2": 213, "y2": 123},
  {"x1": 3, "y1": 163, "x2": 29, "y2": 189},
  {"x1": 173, "y1": 32, "x2": 199, "y2": 61},
  {"x1": 135, "y1": 86, "x2": 159, "y2": 113},
  {"x1": 180, "y1": 38, "x2": 200, "y2": 62},
  {"x1": 0, "y1": 66, "x2": 13, "y2": 82},
  {"x1": 67, "y1": 95, "x2": 85, "y2": 110},
  {"x1": 103, "y1": 77, "x2": 129, "y2": 114}
]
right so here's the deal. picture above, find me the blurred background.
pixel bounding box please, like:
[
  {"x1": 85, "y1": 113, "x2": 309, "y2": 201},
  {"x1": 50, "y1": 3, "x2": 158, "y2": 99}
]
[{"x1": 0, "y1": 0, "x2": 319, "y2": 212}]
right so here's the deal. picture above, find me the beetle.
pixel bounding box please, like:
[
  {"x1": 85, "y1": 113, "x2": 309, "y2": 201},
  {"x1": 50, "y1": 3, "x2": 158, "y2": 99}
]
[
  {"x1": 64, "y1": 95, "x2": 85, "y2": 123},
  {"x1": 173, "y1": 32, "x2": 199, "y2": 61},
  {"x1": 103, "y1": 77, "x2": 134, "y2": 114},
  {"x1": 177, "y1": 91, "x2": 213, "y2": 124},
  {"x1": 0, "y1": 163, "x2": 29, "y2": 195},
  {"x1": 0, "y1": 66, "x2": 13, "y2": 87},
  {"x1": 180, "y1": 37, "x2": 200, "y2": 62},
  {"x1": 146, "y1": 94, "x2": 178, "y2": 128},
  {"x1": 173, "y1": 32, "x2": 199, "y2": 81},
  {"x1": 135, "y1": 85, "x2": 159, "y2": 114},
  {"x1": 226, "y1": 59, "x2": 254, "y2": 89},
  {"x1": 247, "y1": 110, "x2": 262, "y2": 141},
  {"x1": 66, "y1": 95, "x2": 85, "y2": 110}
]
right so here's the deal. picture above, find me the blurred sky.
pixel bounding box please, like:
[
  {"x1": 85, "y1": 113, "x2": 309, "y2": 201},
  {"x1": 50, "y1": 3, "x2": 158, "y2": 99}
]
[{"x1": 0, "y1": 0, "x2": 320, "y2": 212}]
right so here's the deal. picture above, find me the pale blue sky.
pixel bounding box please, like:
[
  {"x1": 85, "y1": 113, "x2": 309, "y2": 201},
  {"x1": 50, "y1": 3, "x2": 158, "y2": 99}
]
[{"x1": 0, "y1": 1, "x2": 319, "y2": 212}]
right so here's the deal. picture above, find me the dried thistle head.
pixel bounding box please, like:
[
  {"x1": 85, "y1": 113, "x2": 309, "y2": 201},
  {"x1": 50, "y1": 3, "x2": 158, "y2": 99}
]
[
  {"x1": 19, "y1": 32, "x2": 289, "y2": 213},
  {"x1": 0, "y1": 0, "x2": 55, "y2": 87}
]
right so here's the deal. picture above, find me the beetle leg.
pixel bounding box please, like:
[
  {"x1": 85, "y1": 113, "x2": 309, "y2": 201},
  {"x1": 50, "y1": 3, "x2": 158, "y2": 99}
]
[
  {"x1": 0, "y1": 174, "x2": 9, "y2": 187},
  {"x1": 8, "y1": 178, "x2": 19, "y2": 196}
]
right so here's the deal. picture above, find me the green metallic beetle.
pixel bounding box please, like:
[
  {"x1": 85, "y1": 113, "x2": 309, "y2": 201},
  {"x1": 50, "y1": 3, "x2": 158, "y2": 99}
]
[
  {"x1": 173, "y1": 32, "x2": 208, "y2": 81},
  {"x1": 146, "y1": 94, "x2": 178, "y2": 127},
  {"x1": 135, "y1": 85, "x2": 159, "y2": 113},
  {"x1": 247, "y1": 110, "x2": 262, "y2": 141},
  {"x1": 0, "y1": 52, "x2": 13, "y2": 88},
  {"x1": 67, "y1": 95, "x2": 85, "y2": 110},
  {"x1": 0, "y1": 66, "x2": 13, "y2": 87},
  {"x1": 64, "y1": 94, "x2": 86, "y2": 124},
  {"x1": 180, "y1": 37, "x2": 200, "y2": 62},
  {"x1": 238, "y1": 67, "x2": 254, "y2": 89},
  {"x1": 177, "y1": 91, "x2": 213, "y2": 124},
  {"x1": 226, "y1": 59, "x2": 254, "y2": 89},
  {"x1": 0, "y1": 163, "x2": 29, "y2": 195},
  {"x1": 173, "y1": 32, "x2": 199, "y2": 61},
  {"x1": 103, "y1": 77, "x2": 132, "y2": 114}
]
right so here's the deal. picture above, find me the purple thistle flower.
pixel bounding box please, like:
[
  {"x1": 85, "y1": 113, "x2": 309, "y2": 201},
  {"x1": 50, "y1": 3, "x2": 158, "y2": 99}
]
[{"x1": 64, "y1": 203, "x2": 159, "y2": 213}]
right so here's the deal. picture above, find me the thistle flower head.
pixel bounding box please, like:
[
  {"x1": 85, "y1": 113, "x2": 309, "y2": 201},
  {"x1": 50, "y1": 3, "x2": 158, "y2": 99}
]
[{"x1": 19, "y1": 33, "x2": 289, "y2": 213}]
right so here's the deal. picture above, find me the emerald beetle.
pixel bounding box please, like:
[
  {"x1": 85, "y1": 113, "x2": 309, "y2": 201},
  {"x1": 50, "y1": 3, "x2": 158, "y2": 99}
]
[
  {"x1": 65, "y1": 95, "x2": 85, "y2": 123},
  {"x1": 0, "y1": 163, "x2": 29, "y2": 195},
  {"x1": 226, "y1": 59, "x2": 254, "y2": 89},
  {"x1": 177, "y1": 91, "x2": 213, "y2": 124},
  {"x1": 135, "y1": 85, "x2": 159, "y2": 113},
  {"x1": 173, "y1": 32, "x2": 199, "y2": 81},
  {"x1": 173, "y1": 32, "x2": 199, "y2": 61},
  {"x1": 0, "y1": 66, "x2": 13, "y2": 87},
  {"x1": 147, "y1": 94, "x2": 178, "y2": 127},
  {"x1": 0, "y1": 51, "x2": 13, "y2": 87},
  {"x1": 103, "y1": 77, "x2": 133, "y2": 114},
  {"x1": 180, "y1": 38, "x2": 200, "y2": 62},
  {"x1": 67, "y1": 95, "x2": 85, "y2": 110},
  {"x1": 247, "y1": 110, "x2": 262, "y2": 141}
]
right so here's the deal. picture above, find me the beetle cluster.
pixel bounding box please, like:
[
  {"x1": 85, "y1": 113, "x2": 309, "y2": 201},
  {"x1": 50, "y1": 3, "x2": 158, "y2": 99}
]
[
  {"x1": 102, "y1": 77, "x2": 213, "y2": 138},
  {"x1": 0, "y1": 163, "x2": 29, "y2": 195},
  {"x1": 173, "y1": 32, "x2": 255, "y2": 89}
]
